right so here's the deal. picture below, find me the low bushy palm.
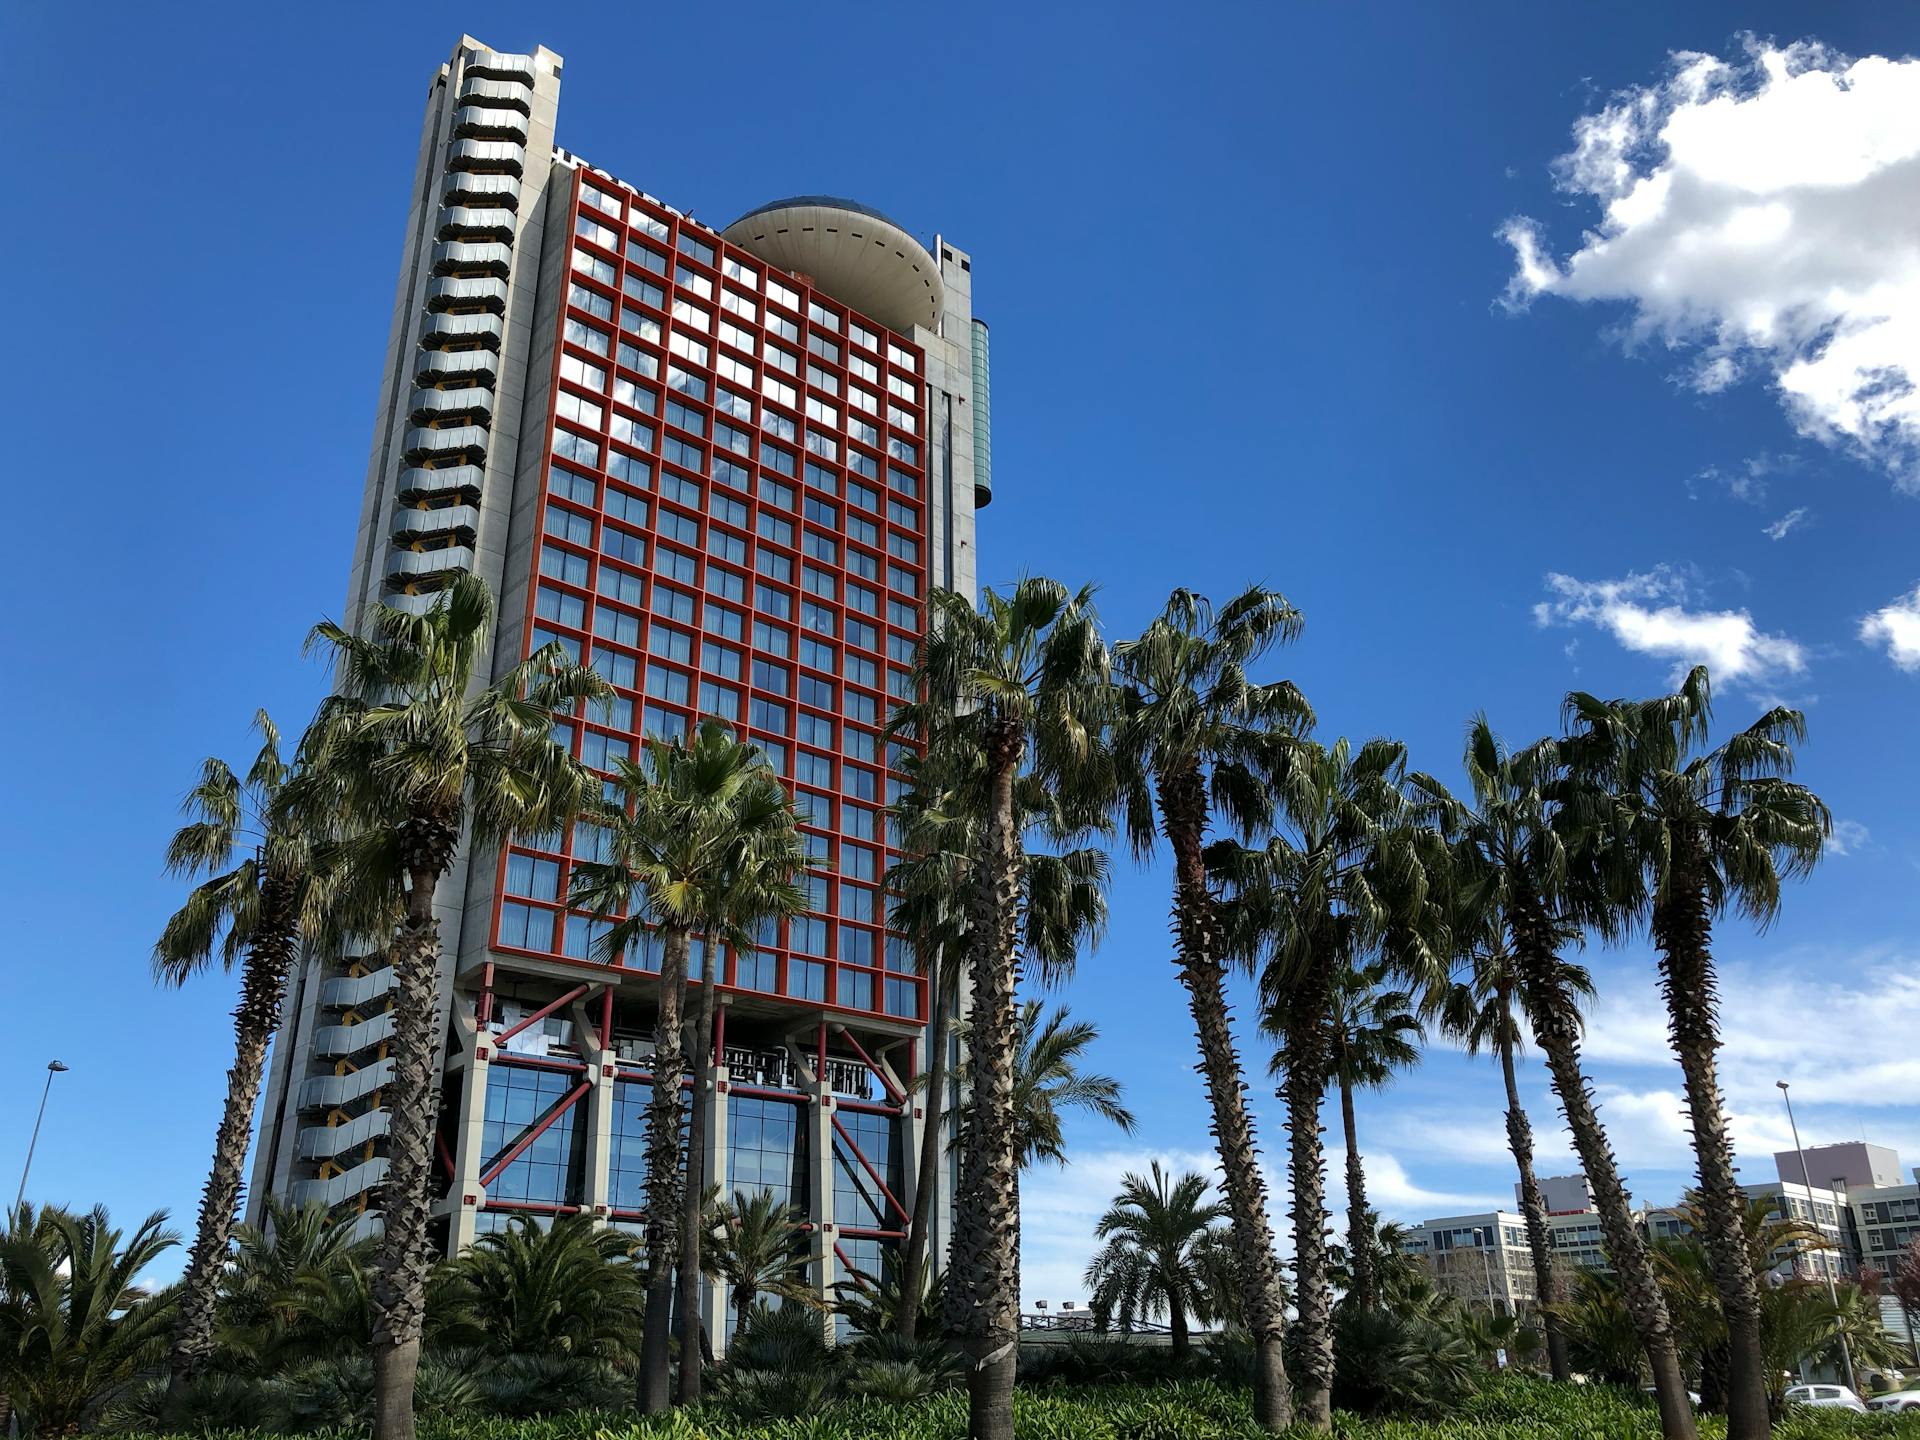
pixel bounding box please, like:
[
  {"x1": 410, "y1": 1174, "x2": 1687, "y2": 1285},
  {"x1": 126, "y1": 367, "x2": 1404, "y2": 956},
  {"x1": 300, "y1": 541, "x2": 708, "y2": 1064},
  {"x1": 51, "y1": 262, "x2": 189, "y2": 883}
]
[
  {"x1": 441, "y1": 1214, "x2": 644, "y2": 1368},
  {"x1": 0, "y1": 1204, "x2": 179, "y2": 1435}
]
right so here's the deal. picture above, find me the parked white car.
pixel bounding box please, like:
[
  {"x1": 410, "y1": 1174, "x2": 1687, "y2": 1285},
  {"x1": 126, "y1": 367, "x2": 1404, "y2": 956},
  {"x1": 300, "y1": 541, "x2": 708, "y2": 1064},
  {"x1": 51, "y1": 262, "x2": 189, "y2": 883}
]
[
  {"x1": 1868, "y1": 1391, "x2": 1920, "y2": 1413},
  {"x1": 1784, "y1": 1383, "x2": 1868, "y2": 1413}
]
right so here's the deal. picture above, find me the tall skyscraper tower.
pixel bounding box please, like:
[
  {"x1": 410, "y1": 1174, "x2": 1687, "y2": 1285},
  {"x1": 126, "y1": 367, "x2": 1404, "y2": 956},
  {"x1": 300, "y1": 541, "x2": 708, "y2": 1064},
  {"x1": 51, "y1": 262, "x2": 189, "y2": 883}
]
[{"x1": 251, "y1": 36, "x2": 989, "y2": 1333}]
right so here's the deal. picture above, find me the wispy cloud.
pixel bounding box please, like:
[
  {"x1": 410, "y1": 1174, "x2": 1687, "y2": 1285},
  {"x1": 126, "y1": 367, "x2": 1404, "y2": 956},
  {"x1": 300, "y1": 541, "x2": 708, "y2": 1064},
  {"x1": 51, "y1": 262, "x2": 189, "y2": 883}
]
[
  {"x1": 1501, "y1": 40, "x2": 1920, "y2": 488},
  {"x1": 1534, "y1": 566, "x2": 1806, "y2": 688},
  {"x1": 1827, "y1": 819, "x2": 1872, "y2": 857},
  {"x1": 1762, "y1": 507, "x2": 1810, "y2": 540}
]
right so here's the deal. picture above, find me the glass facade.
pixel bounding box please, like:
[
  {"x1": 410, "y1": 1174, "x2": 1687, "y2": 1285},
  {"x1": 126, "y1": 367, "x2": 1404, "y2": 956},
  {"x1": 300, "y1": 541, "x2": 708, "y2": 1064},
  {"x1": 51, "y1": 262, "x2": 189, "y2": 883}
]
[
  {"x1": 727, "y1": 1095, "x2": 807, "y2": 1210},
  {"x1": 833, "y1": 1108, "x2": 903, "y2": 1231},
  {"x1": 492, "y1": 171, "x2": 928, "y2": 1028},
  {"x1": 480, "y1": 1063, "x2": 587, "y2": 1207}
]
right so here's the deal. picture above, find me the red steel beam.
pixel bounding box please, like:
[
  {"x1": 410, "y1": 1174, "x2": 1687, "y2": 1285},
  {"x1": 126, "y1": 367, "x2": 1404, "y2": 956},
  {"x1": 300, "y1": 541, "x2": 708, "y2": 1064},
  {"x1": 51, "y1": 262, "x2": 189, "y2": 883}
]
[
  {"x1": 831, "y1": 1114, "x2": 910, "y2": 1225},
  {"x1": 494, "y1": 983, "x2": 592, "y2": 1045},
  {"x1": 479, "y1": 1079, "x2": 590, "y2": 1186},
  {"x1": 832, "y1": 1026, "x2": 903, "y2": 1104}
]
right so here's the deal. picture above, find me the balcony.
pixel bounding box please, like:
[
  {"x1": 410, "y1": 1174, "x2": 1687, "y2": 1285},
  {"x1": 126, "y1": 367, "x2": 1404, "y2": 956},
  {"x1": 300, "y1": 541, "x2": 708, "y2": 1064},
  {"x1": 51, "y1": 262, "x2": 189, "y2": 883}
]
[
  {"x1": 298, "y1": 1059, "x2": 395, "y2": 1111},
  {"x1": 391, "y1": 504, "x2": 481, "y2": 546},
  {"x1": 465, "y1": 49, "x2": 536, "y2": 84},
  {"x1": 457, "y1": 74, "x2": 532, "y2": 114},
  {"x1": 409, "y1": 385, "x2": 495, "y2": 426},
  {"x1": 298, "y1": 1110, "x2": 392, "y2": 1161},
  {"x1": 415, "y1": 347, "x2": 498, "y2": 388},
  {"x1": 425, "y1": 274, "x2": 508, "y2": 315},
  {"x1": 401, "y1": 425, "x2": 488, "y2": 466},
  {"x1": 291, "y1": 1157, "x2": 389, "y2": 1210},
  {"x1": 418, "y1": 311, "x2": 502, "y2": 351},
  {"x1": 396, "y1": 463, "x2": 484, "y2": 503},
  {"x1": 437, "y1": 206, "x2": 517, "y2": 244},
  {"x1": 432, "y1": 240, "x2": 512, "y2": 279},
  {"x1": 442, "y1": 170, "x2": 520, "y2": 210},
  {"x1": 447, "y1": 137, "x2": 525, "y2": 177},
  {"x1": 314, "y1": 1011, "x2": 396, "y2": 1058},
  {"x1": 319, "y1": 967, "x2": 394, "y2": 1009},
  {"x1": 387, "y1": 545, "x2": 477, "y2": 584},
  {"x1": 453, "y1": 103, "x2": 528, "y2": 142}
]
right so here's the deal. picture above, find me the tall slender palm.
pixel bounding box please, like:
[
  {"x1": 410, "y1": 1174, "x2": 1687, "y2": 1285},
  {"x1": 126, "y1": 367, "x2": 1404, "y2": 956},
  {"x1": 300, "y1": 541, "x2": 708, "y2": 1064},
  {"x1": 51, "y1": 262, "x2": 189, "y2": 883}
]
[
  {"x1": 1224, "y1": 736, "x2": 1445, "y2": 1429},
  {"x1": 569, "y1": 718, "x2": 806, "y2": 1409},
  {"x1": 1320, "y1": 961, "x2": 1422, "y2": 1314},
  {"x1": 1411, "y1": 718, "x2": 1697, "y2": 1440},
  {"x1": 1435, "y1": 938, "x2": 1593, "y2": 1382},
  {"x1": 1565, "y1": 667, "x2": 1827, "y2": 1440},
  {"x1": 293, "y1": 573, "x2": 606, "y2": 1440},
  {"x1": 700, "y1": 1189, "x2": 821, "y2": 1340},
  {"x1": 896, "y1": 578, "x2": 1109, "y2": 1440},
  {"x1": 1084, "y1": 1163, "x2": 1228, "y2": 1357},
  {"x1": 0, "y1": 1205, "x2": 179, "y2": 1436},
  {"x1": 154, "y1": 712, "x2": 333, "y2": 1394},
  {"x1": 1111, "y1": 585, "x2": 1310, "y2": 1434}
]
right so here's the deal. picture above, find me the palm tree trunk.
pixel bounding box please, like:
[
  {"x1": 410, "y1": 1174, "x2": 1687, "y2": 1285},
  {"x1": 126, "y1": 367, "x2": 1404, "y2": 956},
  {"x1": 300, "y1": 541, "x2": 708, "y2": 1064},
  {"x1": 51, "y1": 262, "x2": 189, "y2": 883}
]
[
  {"x1": 639, "y1": 925, "x2": 692, "y2": 1413},
  {"x1": 1500, "y1": 1027, "x2": 1571, "y2": 1383},
  {"x1": 899, "y1": 941, "x2": 948, "y2": 1343},
  {"x1": 1507, "y1": 892, "x2": 1696, "y2": 1440},
  {"x1": 676, "y1": 942, "x2": 720, "y2": 1403},
  {"x1": 944, "y1": 723, "x2": 1023, "y2": 1440},
  {"x1": 1158, "y1": 766, "x2": 1293, "y2": 1433},
  {"x1": 1170, "y1": 1297, "x2": 1189, "y2": 1358},
  {"x1": 1281, "y1": 953, "x2": 1336, "y2": 1430},
  {"x1": 734, "y1": 1283, "x2": 754, "y2": 1343},
  {"x1": 1340, "y1": 1072, "x2": 1373, "y2": 1314},
  {"x1": 168, "y1": 883, "x2": 298, "y2": 1396},
  {"x1": 371, "y1": 816, "x2": 459, "y2": 1440},
  {"x1": 1653, "y1": 846, "x2": 1770, "y2": 1440}
]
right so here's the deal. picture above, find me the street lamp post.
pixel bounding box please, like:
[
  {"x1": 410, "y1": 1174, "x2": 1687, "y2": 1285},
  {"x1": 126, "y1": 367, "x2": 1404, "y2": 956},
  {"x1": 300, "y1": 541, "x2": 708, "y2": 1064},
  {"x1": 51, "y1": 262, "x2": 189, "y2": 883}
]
[
  {"x1": 14, "y1": 1060, "x2": 69, "y2": 1212},
  {"x1": 1777, "y1": 1079, "x2": 1857, "y2": 1393}
]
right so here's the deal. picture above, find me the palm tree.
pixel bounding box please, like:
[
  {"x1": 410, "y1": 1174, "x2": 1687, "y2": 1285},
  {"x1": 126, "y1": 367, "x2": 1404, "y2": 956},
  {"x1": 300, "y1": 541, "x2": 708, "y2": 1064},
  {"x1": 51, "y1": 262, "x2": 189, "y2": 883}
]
[
  {"x1": 886, "y1": 726, "x2": 1110, "y2": 1346},
  {"x1": 1412, "y1": 718, "x2": 1697, "y2": 1440},
  {"x1": 154, "y1": 712, "x2": 356, "y2": 1395},
  {"x1": 896, "y1": 578, "x2": 1109, "y2": 1440},
  {"x1": 293, "y1": 573, "x2": 606, "y2": 1440},
  {"x1": 700, "y1": 1189, "x2": 821, "y2": 1340},
  {"x1": 569, "y1": 717, "x2": 806, "y2": 1408},
  {"x1": 1565, "y1": 667, "x2": 1829, "y2": 1440},
  {"x1": 1111, "y1": 584, "x2": 1310, "y2": 1434},
  {"x1": 1084, "y1": 1163, "x2": 1228, "y2": 1357},
  {"x1": 1435, "y1": 938, "x2": 1593, "y2": 1382},
  {"x1": 1320, "y1": 961, "x2": 1421, "y2": 1314},
  {"x1": 214, "y1": 1198, "x2": 373, "y2": 1371},
  {"x1": 1224, "y1": 735, "x2": 1445, "y2": 1429},
  {"x1": 0, "y1": 1205, "x2": 179, "y2": 1435},
  {"x1": 445, "y1": 1213, "x2": 645, "y2": 1367},
  {"x1": 1001, "y1": 1000, "x2": 1135, "y2": 1170}
]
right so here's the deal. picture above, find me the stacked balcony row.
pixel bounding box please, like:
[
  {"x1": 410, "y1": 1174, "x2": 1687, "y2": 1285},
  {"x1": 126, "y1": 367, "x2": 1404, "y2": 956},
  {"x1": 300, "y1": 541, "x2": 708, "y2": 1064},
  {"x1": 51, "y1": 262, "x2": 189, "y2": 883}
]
[{"x1": 384, "y1": 51, "x2": 535, "y2": 598}]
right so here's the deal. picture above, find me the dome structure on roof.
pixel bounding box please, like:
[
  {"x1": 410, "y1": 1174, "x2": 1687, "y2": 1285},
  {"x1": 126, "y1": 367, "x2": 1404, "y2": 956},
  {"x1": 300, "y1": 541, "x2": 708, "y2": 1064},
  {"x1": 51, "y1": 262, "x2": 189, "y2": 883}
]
[{"x1": 721, "y1": 196, "x2": 943, "y2": 335}]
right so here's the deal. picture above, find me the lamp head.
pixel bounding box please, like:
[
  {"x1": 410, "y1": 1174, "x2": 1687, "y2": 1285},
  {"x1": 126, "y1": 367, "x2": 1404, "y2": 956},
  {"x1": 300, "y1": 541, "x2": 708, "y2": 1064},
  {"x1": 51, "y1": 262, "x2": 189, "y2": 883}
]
[
  {"x1": 1776, "y1": 1080, "x2": 1789, "y2": 1092},
  {"x1": 47, "y1": 1061, "x2": 68, "y2": 1073}
]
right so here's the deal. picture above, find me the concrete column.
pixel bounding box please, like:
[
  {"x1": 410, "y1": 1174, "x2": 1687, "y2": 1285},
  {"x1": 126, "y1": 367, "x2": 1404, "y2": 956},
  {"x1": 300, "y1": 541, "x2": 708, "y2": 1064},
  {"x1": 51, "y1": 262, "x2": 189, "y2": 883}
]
[
  {"x1": 572, "y1": 992, "x2": 615, "y2": 1221},
  {"x1": 703, "y1": 1057, "x2": 731, "y2": 1345},
  {"x1": 812, "y1": 1073, "x2": 839, "y2": 1343},
  {"x1": 447, "y1": 1015, "x2": 492, "y2": 1253}
]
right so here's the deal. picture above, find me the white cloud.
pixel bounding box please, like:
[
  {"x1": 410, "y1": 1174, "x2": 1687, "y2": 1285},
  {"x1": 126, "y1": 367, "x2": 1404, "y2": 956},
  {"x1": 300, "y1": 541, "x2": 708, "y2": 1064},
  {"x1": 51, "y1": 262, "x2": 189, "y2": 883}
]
[
  {"x1": 1502, "y1": 40, "x2": 1920, "y2": 486},
  {"x1": 1763, "y1": 506, "x2": 1810, "y2": 540},
  {"x1": 1827, "y1": 818, "x2": 1872, "y2": 856},
  {"x1": 1534, "y1": 566, "x2": 1806, "y2": 686},
  {"x1": 1861, "y1": 585, "x2": 1920, "y2": 669},
  {"x1": 1694, "y1": 452, "x2": 1796, "y2": 505}
]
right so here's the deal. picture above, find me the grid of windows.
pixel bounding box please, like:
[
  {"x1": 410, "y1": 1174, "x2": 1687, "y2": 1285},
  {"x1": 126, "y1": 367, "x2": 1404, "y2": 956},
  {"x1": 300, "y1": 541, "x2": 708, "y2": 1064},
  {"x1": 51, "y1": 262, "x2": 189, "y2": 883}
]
[
  {"x1": 608, "y1": 1078, "x2": 689, "y2": 1214},
  {"x1": 833, "y1": 1108, "x2": 902, "y2": 1232},
  {"x1": 492, "y1": 172, "x2": 929, "y2": 1023},
  {"x1": 480, "y1": 1064, "x2": 587, "y2": 1208},
  {"x1": 727, "y1": 1096, "x2": 807, "y2": 1210}
]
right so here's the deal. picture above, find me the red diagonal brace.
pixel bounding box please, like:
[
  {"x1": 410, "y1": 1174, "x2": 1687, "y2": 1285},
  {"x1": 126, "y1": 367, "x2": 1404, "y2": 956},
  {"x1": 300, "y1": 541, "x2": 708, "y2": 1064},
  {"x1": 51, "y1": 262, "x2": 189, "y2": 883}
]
[
  {"x1": 831, "y1": 1114, "x2": 910, "y2": 1225},
  {"x1": 495, "y1": 984, "x2": 591, "y2": 1045},
  {"x1": 833, "y1": 1025, "x2": 903, "y2": 1104},
  {"x1": 479, "y1": 1080, "x2": 590, "y2": 1186}
]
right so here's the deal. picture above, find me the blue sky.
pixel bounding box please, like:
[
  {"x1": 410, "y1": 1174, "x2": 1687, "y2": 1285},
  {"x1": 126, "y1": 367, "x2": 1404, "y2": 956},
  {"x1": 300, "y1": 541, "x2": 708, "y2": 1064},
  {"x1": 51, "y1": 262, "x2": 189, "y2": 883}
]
[{"x1": 4, "y1": 4, "x2": 1919, "y2": 1302}]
